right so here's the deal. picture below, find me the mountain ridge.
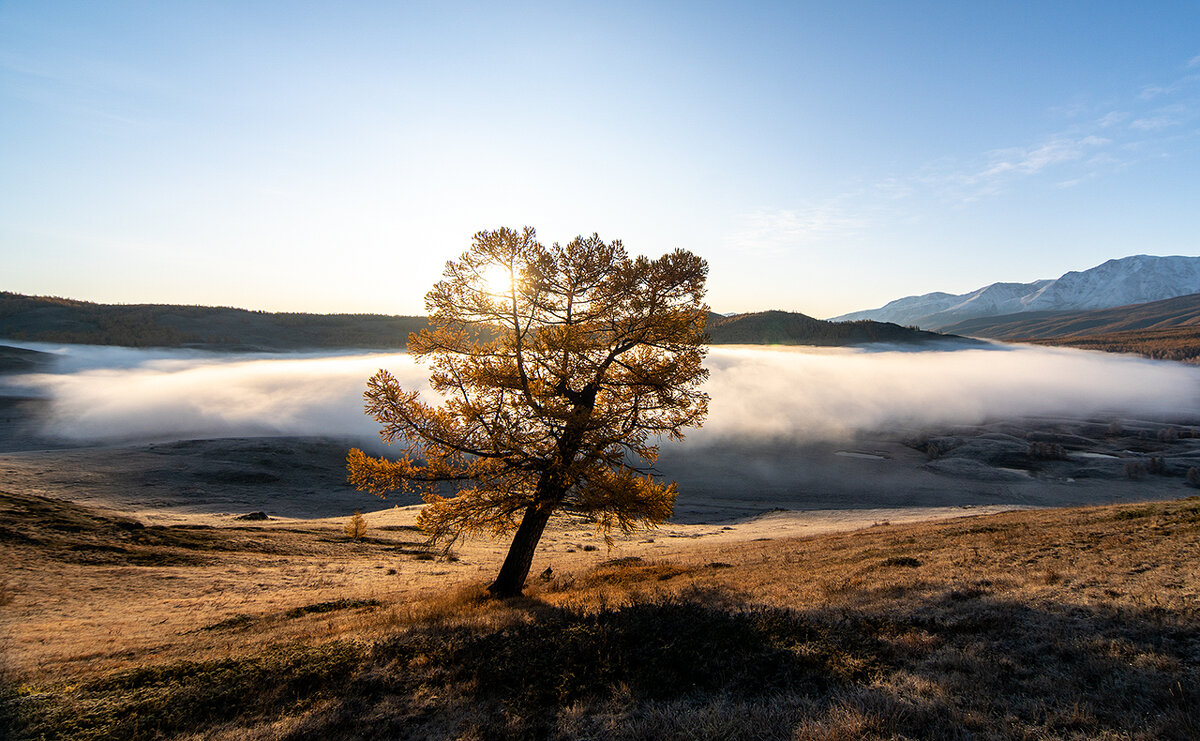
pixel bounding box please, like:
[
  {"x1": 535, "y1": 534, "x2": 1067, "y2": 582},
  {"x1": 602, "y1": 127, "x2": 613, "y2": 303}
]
[
  {"x1": 832, "y1": 255, "x2": 1200, "y2": 329},
  {"x1": 0, "y1": 292, "x2": 962, "y2": 351},
  {"x1": 936, "y1": 292, "x2": 1200, "y2": 340}
]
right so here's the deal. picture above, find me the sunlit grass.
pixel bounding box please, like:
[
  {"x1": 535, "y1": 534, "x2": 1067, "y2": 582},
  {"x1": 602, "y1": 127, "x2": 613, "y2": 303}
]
[{"x1": 3, "y1": 493, "x2": 1198, "y2": 739}]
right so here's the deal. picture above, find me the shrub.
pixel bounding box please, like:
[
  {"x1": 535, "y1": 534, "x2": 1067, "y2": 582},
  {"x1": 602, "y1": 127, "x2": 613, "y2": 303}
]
[
  {"x1": 1028, "y1": 441, "x2": 1067, "y2": 460},
  {"x1": 924, "y1": 440, "x2": 948, "y2": 459},
  {"x1": 344, "y1": 511, "x2": 367, "y2": 540}
]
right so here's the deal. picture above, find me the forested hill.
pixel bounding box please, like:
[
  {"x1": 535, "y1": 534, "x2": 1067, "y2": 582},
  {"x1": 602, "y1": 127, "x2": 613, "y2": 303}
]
[
  {"x1": 0, "y1": 293, "x2": 960, "y2": 350},
  {"x1": 0, "y1": 292, "x2": 429, "y2": 350},
  {"x1": 706, "y1": 310, "x2": 960, "y2": 345}
]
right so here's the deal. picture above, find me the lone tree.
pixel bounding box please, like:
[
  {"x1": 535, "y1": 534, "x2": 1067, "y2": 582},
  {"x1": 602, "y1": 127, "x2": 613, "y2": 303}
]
[{"x1": 347, "y1": 226, "x2": 709, "y2": 597}]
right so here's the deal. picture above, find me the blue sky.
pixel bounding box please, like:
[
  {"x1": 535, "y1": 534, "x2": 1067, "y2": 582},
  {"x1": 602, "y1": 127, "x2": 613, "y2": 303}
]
[{"x1": 2, "y1": 1, "x2": 1199, "y2": 318}]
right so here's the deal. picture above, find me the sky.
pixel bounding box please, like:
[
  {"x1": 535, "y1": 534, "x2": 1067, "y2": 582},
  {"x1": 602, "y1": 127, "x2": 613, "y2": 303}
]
[{"x1": 2, "y1": 1, "x2": 1199, "y2": 318}]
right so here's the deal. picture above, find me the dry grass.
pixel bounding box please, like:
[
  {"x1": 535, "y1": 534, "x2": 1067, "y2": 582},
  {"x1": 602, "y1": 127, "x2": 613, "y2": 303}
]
[
  {"x1": 2, "y1": 490, "x2": 1199, "y2": 739},
  {"x1": 1022, "y1": 326, "x2": 1200, "y2": 363}
]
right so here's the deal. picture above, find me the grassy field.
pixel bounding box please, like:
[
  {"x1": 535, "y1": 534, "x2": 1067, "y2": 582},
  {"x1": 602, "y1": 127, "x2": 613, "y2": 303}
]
[{"x1": 2, "y1": 489, "x2": 1198, "y2": 740}]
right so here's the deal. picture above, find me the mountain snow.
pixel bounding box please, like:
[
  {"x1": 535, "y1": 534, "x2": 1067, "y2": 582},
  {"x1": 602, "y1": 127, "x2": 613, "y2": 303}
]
[{"x1": 831, "y1": 255, "x2": 1200, "y2": 329}]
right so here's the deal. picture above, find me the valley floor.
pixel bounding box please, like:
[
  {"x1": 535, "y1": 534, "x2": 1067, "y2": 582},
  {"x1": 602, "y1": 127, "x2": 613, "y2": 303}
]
[
  {"x1": 2, "y1": 486, "x2": 1198, "y2": 740},
  {"x1": 3, "y1": 392, "x2": 1199, "y2": 739}
]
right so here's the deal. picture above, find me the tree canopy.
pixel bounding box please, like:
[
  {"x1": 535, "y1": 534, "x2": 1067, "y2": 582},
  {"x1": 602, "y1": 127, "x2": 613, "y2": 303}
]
[{"x1": 347, "y1": 226, "x2": 709, "y2": 596}]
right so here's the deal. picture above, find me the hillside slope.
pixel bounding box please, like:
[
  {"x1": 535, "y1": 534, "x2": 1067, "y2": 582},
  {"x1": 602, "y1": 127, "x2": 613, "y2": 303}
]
[
  {"x1": 0, "y1": 293, "x2": 961, "y2": 350},
  {"x1": 706, "y1": 310, "x2": 957, "y2": 345},
  {"x1": 1021, "y1": 327, "x2": 1200, "y2": 363},
  {"x1": 937, "y1": 292, "x2": 1200, "y2": 340},
  {"x1": 0, "y1": 344, "x2": 52, "y2": 373},
  {"x1": 0, "y1": 292, "x2": 429, "y2": 350}
]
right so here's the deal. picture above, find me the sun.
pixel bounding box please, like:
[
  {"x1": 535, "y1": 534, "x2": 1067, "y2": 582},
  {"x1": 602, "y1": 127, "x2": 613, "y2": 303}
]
[{"x1": 479, "y1": 263, "x2": 515, "y2": 297}]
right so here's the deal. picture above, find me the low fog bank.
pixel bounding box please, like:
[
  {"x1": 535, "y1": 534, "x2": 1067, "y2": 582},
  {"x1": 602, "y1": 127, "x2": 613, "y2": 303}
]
[
  {"x1": 693, "y1": 344, "x2": 1200, "y2": 443},
  {"x1": 2, "y1": 342, "x2": 1198, "y2": 447},
  {"x1": 3, "y1": 342, "x2": 1198, "y2": 519},
  {"x1": 0, "y1": 343, "x2": 427, "y2": 444}
]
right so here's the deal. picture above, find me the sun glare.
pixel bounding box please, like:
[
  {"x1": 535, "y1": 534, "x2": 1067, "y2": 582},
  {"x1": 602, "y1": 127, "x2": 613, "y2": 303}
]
[{"x1": 479, "y1": 264, "x2": 515, "y2": 297}]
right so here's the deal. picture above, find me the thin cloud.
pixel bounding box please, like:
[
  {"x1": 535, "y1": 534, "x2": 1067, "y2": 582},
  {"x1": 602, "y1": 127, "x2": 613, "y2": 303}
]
[
  {"x1": 1139, "y1": 72, "x2": 1200, "y2": 100},
  {"x1": 0, "y1": 48, "x2": 166, "y2": 94},
  {"x1": 913, "y1": 134, "x2": 1115, "y2": 202},
  {"x1": 1130, "y1": 116, "x2": 1180, "y2": 131},
  {"x1": 978, "y1": 135, "x2": 1109, "y2": 179},
  {"x1": 730, "y1": 206, "x2": 863, "y2": 254},
  {"x1": 905, "y1": 56, "x2": 1199, "y2": 204},
  {"x1": 722, "y1": 51, "x2": 1196, "y2": 241},
  {"x1": 1140, "y1": 84, "x2": 1171, "y2": 100},
  {"x1": 1097, "y1": 111, "x2": 1130, "y2": 128}
]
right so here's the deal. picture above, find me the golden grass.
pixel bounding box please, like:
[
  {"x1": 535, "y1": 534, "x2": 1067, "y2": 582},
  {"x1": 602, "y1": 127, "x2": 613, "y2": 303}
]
[
  {"x1": 1022, "y1": 326, "x2": 1200, "y2": 363},
  {"x1": 2, "y1": 490, "x2": 1198, "y2": 739}
]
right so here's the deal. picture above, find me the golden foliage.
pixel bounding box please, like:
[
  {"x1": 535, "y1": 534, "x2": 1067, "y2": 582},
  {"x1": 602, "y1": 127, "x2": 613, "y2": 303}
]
[
  {"x1": 347, "y1": 227, "x2": 709, "y2": 555},
  {"x1": 344, "y1": 511, "x2": 367, "y2": 540}
]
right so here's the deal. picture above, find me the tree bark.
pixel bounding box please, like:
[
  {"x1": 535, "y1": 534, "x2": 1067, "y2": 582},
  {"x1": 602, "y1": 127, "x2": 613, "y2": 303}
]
[
  {"x1": 487, "y1": 501, "x2": 555, "y2": 598},
  {"x1": 488, "y1": 413, "x2": 590, "y2": 598}
]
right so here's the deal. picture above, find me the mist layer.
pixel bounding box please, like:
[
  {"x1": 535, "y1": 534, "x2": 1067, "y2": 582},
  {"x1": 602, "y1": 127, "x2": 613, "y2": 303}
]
[
  {"x1": 695, "y1": 344, "x2": 1200, "y2": 442},
  {"x1": 5, "y1": 342, "x2": 1199, "y2": 445}
]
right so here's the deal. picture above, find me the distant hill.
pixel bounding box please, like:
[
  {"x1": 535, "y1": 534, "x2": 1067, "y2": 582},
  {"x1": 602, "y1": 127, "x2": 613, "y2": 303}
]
[
  {"x1": 832, "y1": 255, "x2": 1200, "y2": 330},
  {"x1": 1021, "y1": 327, "x2": 1200, "y2": 364},
  {"x1": 932, "y1": 293, "x2": 1200, "y2": 364},
  {"x1": 936, "y1": 293, "x2": 1200, "y2": 340},
  {"x1": 0, "y1": 293, "x2": 961, "y2": 351},
  {"x1": 0, "y1": 292, "x2": 429, "y2": 350},
  {"x1": 0, "y1": 344, "x2": 52, "y2": 373},
  {"x1": 705, "y1": 310, "x2": 959, "y2": 345}
]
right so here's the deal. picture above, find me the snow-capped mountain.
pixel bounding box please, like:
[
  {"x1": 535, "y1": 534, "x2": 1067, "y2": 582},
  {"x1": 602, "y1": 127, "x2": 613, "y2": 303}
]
[{"x1": 831, "y1": 255, "x2": 1200, "y2": 330}]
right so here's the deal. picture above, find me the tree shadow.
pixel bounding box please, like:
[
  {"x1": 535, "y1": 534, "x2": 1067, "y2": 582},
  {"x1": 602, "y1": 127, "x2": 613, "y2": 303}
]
[
  {"x1": 5, "y1": 586, "x2": 1196, "y2": 740},
  {"x1": 862, "y1": 586, "x2": 1200, "y2": 738},
  {"x1": 347, "y1": 586, "x2": 1199, "y2": 739}
]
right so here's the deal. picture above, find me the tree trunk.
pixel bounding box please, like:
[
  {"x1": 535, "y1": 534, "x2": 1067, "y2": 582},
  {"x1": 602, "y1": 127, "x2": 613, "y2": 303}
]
[
  {"x1": 487, "y1": 502, "x2": 555, "y2": 598},
  {"x1": 489, "y1": 414, "x2": 589, "y2": 598}
]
